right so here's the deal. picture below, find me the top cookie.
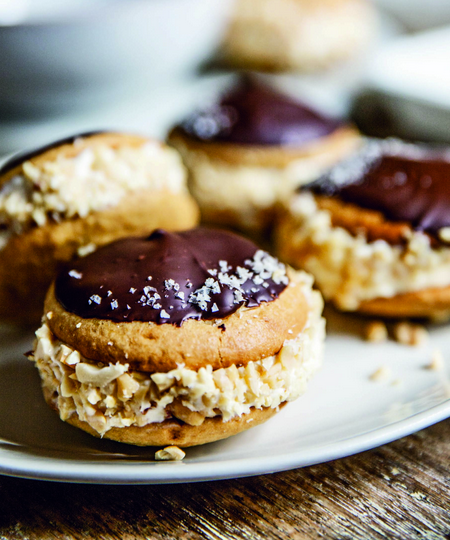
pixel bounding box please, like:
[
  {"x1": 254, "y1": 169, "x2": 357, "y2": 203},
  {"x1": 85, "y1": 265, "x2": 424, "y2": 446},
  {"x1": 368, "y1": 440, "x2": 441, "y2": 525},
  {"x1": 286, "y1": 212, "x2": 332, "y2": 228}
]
[
  {"x1": 307, "y1": 138, "x2": 450, "y2": 242},
  {"x1": 179, "y1": 78, "x2": 344, "y2": 148},
  {"x1": 46, "y1": 228, "x2": 309, "y2": 372}
]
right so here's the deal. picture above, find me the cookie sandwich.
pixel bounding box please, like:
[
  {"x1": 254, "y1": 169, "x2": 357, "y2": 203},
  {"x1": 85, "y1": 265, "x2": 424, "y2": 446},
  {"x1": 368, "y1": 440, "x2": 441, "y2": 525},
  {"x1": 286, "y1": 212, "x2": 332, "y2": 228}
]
[
  {"x1": 31, "y1": 228, "x2": 324, "y2": 447},
  {"x1": 168, "y1": 79, "x2": 360, "y2": 234},
  {"x1": 220, "y1": 0, "x2": 375, "y2": 72},
  {"x1": 0, "y1": 132, "x2": 199, "y2": 325},
  {"x1": 276, "y1": 139, "x2": 450, "y2": 319}
]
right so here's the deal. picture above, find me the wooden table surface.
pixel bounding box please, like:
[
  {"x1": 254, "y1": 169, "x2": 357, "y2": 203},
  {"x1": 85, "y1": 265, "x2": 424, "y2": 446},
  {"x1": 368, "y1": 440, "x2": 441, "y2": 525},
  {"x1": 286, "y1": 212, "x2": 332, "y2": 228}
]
[{"x1": 1, "y1": 418, "x2": 449, "y2": 540}]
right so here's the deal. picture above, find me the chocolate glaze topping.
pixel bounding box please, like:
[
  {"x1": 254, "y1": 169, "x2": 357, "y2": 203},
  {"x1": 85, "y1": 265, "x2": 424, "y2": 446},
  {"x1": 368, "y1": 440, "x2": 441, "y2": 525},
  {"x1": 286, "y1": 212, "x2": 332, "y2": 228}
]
[
  {"x1": 308, "y1": 140, "x2": 450, "y2": 236},
  {"x1": 179, "y1": 79, "x2": 342, "y2": 146},
  {"x1": 0, "y1": 130, "x2": 105, "y2": 177},
  {"x1": 55, "y1": 228, "x2": 289, "y2": 325}
]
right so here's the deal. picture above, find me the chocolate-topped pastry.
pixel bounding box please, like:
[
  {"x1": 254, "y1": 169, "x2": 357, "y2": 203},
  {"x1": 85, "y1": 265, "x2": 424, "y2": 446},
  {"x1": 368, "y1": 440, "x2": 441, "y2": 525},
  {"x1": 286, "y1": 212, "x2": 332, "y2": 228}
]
[
  {"x1": 309, "y1": 147, "x2": 450, "y2": 236},
  {"x1": 0, "y1": 131, "x2": 199, "y2": 325},
  {"x1": 168, "y1": 79, "x2": 360, "y2": 235},
  {"x1": 56, "y1": 229, "x2": 287, "y2": 325},
  {"x1": 31, "y1": 228, "x2": 325, "y2": 447},
  {"x1": 220, "y1": 0, "x2": 375, "y2": 72},
  {"x1": 276, "y1": 139, "x2": 450, "y2": 319},
  {"x1": 180, "y1": 79, "x2": 342, "y2": 146}
]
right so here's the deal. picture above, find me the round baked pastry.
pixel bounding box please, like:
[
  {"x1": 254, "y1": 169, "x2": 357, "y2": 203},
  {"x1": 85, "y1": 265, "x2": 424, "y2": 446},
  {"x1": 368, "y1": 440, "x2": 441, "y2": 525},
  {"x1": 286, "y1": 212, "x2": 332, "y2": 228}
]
[
  {"x1": 0, "y1": 131, "x2": 199, "y2": 325},
  {"x1": 276, "y1": 139, "x2": 450, "y2": 319},
  {"x1": 220, "y1": 0, "x2": 376, "y2": 72},
  {"x1": 31, "y1": 228, "x2": 324, "y2": 447},
  {"x1": 168, "y1": 79, "x2": 360, "y2": 235}
]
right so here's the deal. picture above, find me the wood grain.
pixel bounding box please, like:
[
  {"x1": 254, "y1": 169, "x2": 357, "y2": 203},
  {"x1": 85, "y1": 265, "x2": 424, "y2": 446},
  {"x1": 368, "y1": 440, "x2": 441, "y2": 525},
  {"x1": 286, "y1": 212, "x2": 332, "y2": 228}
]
[{"x1": 1, "y1": 420, "x2": 450, "y2": 540}]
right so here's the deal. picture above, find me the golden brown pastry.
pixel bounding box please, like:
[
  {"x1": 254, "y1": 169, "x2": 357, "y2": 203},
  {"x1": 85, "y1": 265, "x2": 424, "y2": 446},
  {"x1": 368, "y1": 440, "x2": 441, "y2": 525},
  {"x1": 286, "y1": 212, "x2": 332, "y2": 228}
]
[
  {"x1": 168, "y1": 79, "x2": 360, "y2": 235},
  {"x1": 276, "y1": 139, "x2": 450, "y2": 320},
  {"x1": 0, "y1": 131, "x2": 199, "y2": 325},
  {"x1": 31, "y1": 228, "x2": 324, "y2": 447},
  {"x1": 220, "y1": 0, "x2": 376, "y2": 72}
]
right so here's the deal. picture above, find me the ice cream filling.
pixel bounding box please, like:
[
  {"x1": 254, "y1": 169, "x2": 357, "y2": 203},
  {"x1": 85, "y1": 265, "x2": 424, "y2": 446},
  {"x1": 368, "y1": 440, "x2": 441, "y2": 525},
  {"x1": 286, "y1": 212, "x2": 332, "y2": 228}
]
[{"x1": 281, "y1": 192, "x2": 450, "y2": 310}]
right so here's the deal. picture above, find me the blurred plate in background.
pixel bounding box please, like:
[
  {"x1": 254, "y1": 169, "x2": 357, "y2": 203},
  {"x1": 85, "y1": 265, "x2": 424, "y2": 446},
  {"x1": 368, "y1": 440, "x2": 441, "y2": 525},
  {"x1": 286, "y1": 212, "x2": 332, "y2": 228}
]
[
  {"x1": 353, "y1": 26, "x2": 450, "y2": 142},
  {"x1": 0, "y1": 0, "x2": 233, "y2": 115}
]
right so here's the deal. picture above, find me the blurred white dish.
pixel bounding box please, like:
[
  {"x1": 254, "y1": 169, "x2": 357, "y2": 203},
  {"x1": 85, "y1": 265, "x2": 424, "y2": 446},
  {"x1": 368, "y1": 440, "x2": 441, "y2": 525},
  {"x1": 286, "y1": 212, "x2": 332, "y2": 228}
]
[
  {"x1": 0, "y1": 73, "x2": 232, "y2": 156},
  {"x1": 373, "y1": 0, "x2": 450, "y2": 31},
  {"x1": 0, "y1": 0, "x2": 232, "y2": 114},
  {"x1": 359, "y1": 26, "x2": 450, "y2": 142}
]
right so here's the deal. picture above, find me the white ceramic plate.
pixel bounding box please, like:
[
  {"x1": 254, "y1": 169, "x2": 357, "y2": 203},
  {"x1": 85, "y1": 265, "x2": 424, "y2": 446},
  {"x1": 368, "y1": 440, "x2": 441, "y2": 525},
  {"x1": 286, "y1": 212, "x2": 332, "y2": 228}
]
[{"x1": 1, "y1": 310, "x2": 449, "y2": 484}]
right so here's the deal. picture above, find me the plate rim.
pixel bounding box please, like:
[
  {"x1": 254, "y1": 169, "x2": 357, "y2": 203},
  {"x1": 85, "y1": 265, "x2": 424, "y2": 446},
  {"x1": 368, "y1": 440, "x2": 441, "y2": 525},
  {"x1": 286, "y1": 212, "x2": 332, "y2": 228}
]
[{"x1": 1, "y1": 397, "x2": 449, "y2": 484}]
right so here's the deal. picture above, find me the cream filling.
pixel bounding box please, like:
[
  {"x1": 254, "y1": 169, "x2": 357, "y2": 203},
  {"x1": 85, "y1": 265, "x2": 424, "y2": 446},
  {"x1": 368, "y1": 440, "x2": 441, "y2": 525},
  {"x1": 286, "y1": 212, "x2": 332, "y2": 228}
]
[
  {"x1": 280, "y1": 192, "x2": 450, "y2": 310},
  {"x1": 0, "y1": 140, "x2": 187, "y2": 245},
  {"x1": 177, "y1": 142, "x2": 354, "y2": 232},
  {"x1": 223, "y1": 0, "x2": 374, "y2": 69},
  {"x1": 31, "y1": 281, "x2": 324, "y2": 436}
]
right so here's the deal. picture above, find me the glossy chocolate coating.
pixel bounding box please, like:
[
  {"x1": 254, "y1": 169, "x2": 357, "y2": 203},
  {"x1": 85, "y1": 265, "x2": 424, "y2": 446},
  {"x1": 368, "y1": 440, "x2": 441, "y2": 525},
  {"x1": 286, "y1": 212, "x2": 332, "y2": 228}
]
[
  {"x1": 0, "y1": 131, "x2": 104, "y2": 177},
  {"x1": 310, "y1": 148, "x2": 450, "y2": 235},
  {"x1": 55, "y1": 228, "x2": 288, "y2": 325},
  {"x1": 179, "y1": 79, "x2": 342, "y2": 146}
]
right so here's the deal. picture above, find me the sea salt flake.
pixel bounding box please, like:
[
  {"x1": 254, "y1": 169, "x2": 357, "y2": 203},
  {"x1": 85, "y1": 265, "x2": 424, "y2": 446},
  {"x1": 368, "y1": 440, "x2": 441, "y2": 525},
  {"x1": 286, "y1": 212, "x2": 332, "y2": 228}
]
[
  {"x1": 68, "y1": 270, "x2": 83, "y2": 279},
  {"x1": 143, "y1": 286, "x2": 157, "y2": 295},
  {"x1": 236, "y1": 266, "x2": 252, "y2": 282},
  {"x1": 160, "y1": 309, "x2": 170, "y2": 319},
  {"x1": 165, "y1": 279, "x2": 176, "y2": 290},
  {"x1": 111, "y1": 299, "x2": 119, "y2": 310},
  {"x1": 205, "y1": 278, "x2": 221, "y2": 294},
  {"x1": 88, "y1": 295, "x2": 102, "y2": 305},
  {"x1": 245, "y1": 250, "x2": 288, "y2": 284},
  {"x1": 189, "y1": 287, "x2": 211, "y2": 311},
  {"x1": 219, "y1": 260, "x2": 231, "y2": 273}
]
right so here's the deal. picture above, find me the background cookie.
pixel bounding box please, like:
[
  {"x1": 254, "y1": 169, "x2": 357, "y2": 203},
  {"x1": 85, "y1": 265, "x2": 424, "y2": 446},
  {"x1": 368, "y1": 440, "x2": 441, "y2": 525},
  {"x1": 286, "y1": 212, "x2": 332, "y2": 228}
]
[
  {"x1": 276, "y1": 139, "x2": 450, "y2": 318},
  {"x1": 220, "y1": 0, "x2": 376, "y2": 72},
  {"x1": 0, "y1": 132, "x2": 199, "y2": 325},
  {"x1": 169, "y1": 79, "x2": 360, "y2": 235}
]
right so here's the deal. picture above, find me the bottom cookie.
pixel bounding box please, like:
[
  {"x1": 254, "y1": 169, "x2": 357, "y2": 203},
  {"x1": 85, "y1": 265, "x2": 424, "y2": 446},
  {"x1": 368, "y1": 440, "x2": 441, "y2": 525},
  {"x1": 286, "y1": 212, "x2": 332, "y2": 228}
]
[
  {"x1": 358, "y1": 285, "x2": 450, "y2": 321},
  {"x1": 44, "y1": 386, "x2": 280, "y2": 447}
]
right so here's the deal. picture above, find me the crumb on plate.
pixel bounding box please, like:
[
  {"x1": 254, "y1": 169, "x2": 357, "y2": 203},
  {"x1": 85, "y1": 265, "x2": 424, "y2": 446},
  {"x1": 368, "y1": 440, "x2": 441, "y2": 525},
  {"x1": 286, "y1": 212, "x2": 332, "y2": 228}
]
[
  {"x1": 155, "y1": 446, "x2": 186, "y2": 461},
  {"x1": 364, "y1": 320, "x2": 388, "y2": 343},
  {"x1": 393, "y1": 321, "x2": 429, "y2": 347}
]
